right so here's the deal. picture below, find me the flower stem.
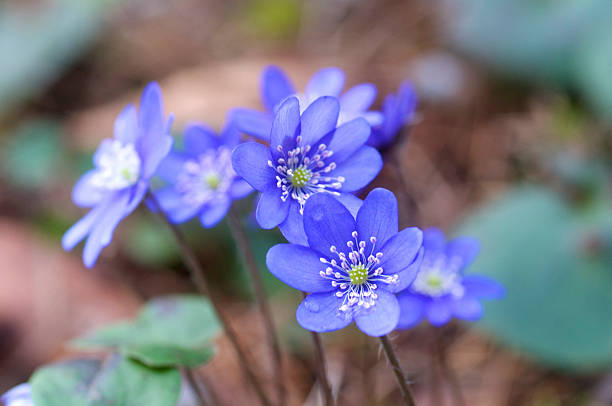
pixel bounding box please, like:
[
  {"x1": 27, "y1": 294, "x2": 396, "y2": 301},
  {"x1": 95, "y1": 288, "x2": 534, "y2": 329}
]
[
  {"x1": 147, "y1": 193, "x2": 271, "y2": 406},
  {"x1": 379, "y1": 335, "x2": 416, "y2": 406},
  {"x1": 184, "y1": 368, "x2": 212, "y2": 406},
  {"x1": 227, "y1": 208, "x2": 286, "y2": 406},
  {"x1": 302, "y1": 292, "x2": 334, "y2": 406}
]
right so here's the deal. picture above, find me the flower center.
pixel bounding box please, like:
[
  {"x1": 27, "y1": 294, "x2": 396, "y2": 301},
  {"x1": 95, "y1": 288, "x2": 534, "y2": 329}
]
[
  {"x1": 176, "y1": 147, "x2": 235, "y2": 206},
  {"x1": 411, "y1": 254, "x2": 464, "y2": 298},
  {"x1": 268, "y1": 135, "x2": 345, "y2": 213},
  {"x1": 90, "y1": 140, "x2": 141, "y2": 190},
  {"x1": 290, "y1": 167, "x2": 312, "y2": 188},
  {"x1": 319, "y1": 231, "x2": 399, "y2": 312}
]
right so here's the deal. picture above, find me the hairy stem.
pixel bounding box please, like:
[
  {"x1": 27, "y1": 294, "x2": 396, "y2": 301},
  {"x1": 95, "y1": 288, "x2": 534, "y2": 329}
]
[
  {"x1": 379, "y1": 335, "x2": 416, "y2": 406},
  {"x1": 147, "y1": 193, "x2": 271, "y2": 406},
  {"x1": 227, "y1": 209, "x2": 286, "y2": 405},
  {"x1": 302, "y1": 292, "x2": 334, "y2": 406}
]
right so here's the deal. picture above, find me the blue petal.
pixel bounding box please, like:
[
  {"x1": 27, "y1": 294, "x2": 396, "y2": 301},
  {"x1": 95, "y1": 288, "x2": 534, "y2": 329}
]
[
  {"x1": 278, "y1": 202, "x2": 308, "y2": 245},
  {"x1": 155, "y1": 152, "x2": 188, "y2": 184},
  {"x1": 361, "y1": 111, "x2": 384, "y2": 127},
  {"x1": 93, "y1": 138, "x2": 114, "y2": 167},
  {"x1": 451, "y1": 295, "x2": 483, "y2": 321},
  {"x1": 396, "y1": 292, "x2": 426, "y2": 330},
  {"x1": 299, "y1": 96, "x2": 339, "y2": 147},
  {"x1": 426, "y1": 299, "x2": 452, "y2": 326},
  {"x1": 62, "y1": 201, "x2": 108, "y2": 251},
  {"x1": 1, "y1": 383, "x2": 33, "y2": 406},
  {"x1": 220, "y1": 116, "x2": 241, "y2": 147},
  {"x1": 231, "y1": 142, "x2": 275, "y2": 191},
  {"x1": 446, "y1": 236, "x2": 480, "y2": 269},
  {"x1": 463, "y1": 275, "x2": 505, "y2": 299},
  {"x1": 356, "y1": 188, "x2": 398, "y2": 250},
  {"x1": 270, "y1": 97, "x2": 300, "y2": 160},
  {"x1": 266, "y1": 244, "x2": 334, "y2": 292},
  {"x1": 139, "y1": 82, "x2": 165, "y2": 139},
  {"x1": 354, "y1": 290, "x2": 400, "y2": 337},
  {"x1": 140, "y1": 133, "x2": 174, "y2": 179},
  {"x1": 200, "y1": 198, "x2": 231, "y2": 228},
  {"x1": 386, "y1": 247, "x2": 424, "y2": 294},
  {"x1": 72, "y1": 170, "x2": 107, "y2": 208},
  {"x1": 334, "y1": 193, "x2": 362, "y2": 219},
  {"x1": 327, "y1": 118, "x2": 370, "y2": 164},
  {"x1": 377, "y1": 227, "x2": 423, "y2": 275},
  {"x1": 113, "y1": 104, "x2": 138, "y2": 144},
  {"x1": 303, "y1": 192, "x2": 357, "y2": 257},
  {"x1": 423, "y1": 227, "x2": 446, "y2": 252},
  {"x1": 339, "y1": 83, "x2": 377, "y2": 112},
  {"x1": 228, "y1": 108, "x2": 273, "y2": 141},
  {"x1": 154, "y1": 187, "x2": 200, "y2": 223},
  {"x1": 332, "y1": 146, "x2": 382, "y2": 192},
  {"x1": 261, "y1": 65, "x2": 295, "y2": 112},
  {"x1": 183, "y1": 124, "x2": 220, "y2": 155},
  {"x1": 82, "y1": 190, "x2": 131, "y2": 267},
  {"x1": 256, "y1": 188, "x2": 290, "y2": 229},
  {"x1": 305, "y1": 67, "x2": 345, "y2": 99},
  {"x1": 229, "y1": 179, "x2": 254, "y2": 199},
  {"x1": 296, "y1": 292, "x2": 353, "y2": 333}
]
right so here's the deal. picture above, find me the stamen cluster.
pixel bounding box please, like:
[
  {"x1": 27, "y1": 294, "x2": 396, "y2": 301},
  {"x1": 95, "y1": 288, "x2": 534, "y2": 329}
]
[
  {"x1": 319, "y1": 231, "x2": 399, "y2": 312},
  {"x1": 410, "y1": 253, "x2": 465, "y2": 298},
  {"x1": 90, "y1": 140, "x2": 141, "y2": 190}
]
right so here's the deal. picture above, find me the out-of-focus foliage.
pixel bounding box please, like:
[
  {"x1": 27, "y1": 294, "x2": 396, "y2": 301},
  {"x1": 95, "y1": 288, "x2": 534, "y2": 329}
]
[
  {"x1": 458, "y1": 183, "x2": 612, "y2": 371},
  {"x1": 244, "y1": 0, "x2": 301, "y2": 39},
  {"x1": 72, "y1": 295, "x2": 220, "y2": 368},
  {"x1": 447, "y1": 0, "x2": 612, "y2": 122},
  {"x1": 1, "y1": 120, "x2": 65, "y2": 189},
  {"x1": 30, "y1": 354, "x2": 181, "y2": 406},
  {"x1": 0, "y1": 1, "x2": 121, "y2": 120}
]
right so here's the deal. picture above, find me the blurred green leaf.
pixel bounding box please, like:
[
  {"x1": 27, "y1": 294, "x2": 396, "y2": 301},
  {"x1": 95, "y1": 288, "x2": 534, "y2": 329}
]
[
  {"x1": 30, "y1": 354, "x2": 181, "y2": 406},
  {"x1": 245, "y1": 0, "x2": 301, "y2": 39},
  {"x1": 1, "y1": 120, "x2": 64, "y2": 189},
  {"x1": 123, "y1": 217, "x2": 180, "y2": 266},
  {"x1": 0, "y1": 1, "x2": 121, "y2": 119},
  {"x1": 458, "y1": 185, "x2": 612, "y2": 371},
  {"x1": 72, "y1": 295, "x2": 220, "y2": 368}
]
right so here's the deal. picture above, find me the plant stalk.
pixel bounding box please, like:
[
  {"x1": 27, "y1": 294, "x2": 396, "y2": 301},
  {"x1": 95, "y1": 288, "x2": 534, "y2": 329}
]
[{"x1": 379, "y1": 335, "x2": 416, "y2": 406}]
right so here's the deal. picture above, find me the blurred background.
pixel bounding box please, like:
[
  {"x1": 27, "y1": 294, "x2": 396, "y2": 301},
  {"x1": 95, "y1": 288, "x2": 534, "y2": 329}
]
[{"x1": 2, "y1": 0, "x2": 612, "y2": 405}]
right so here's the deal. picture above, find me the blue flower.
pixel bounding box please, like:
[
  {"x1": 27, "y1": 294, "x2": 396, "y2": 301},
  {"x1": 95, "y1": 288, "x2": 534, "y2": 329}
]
[
  {"x1": 152, "y1": 120, "x2": 253, "y2": 227},
  {"x1": 230, "y1": 65, "x2": 383, "y2": 141},
  {"x1": 266, "y1": 188, "x2": 423, "y2": 336},
  {"x1": 369, "y1": 81, "x2": 417, "y2": 149},
  {"x1": 396, "y1": 228, "x2": 505, "y2": 329},
  {"x1": 62, "y1": 83, "x2": 173, "y2": 267},
  {"x1": 232, "y1": 96, "x2": 382, "y2": 244},
  {"x1": 2, "y1": 383, "x2": 34, "y2": 406}
]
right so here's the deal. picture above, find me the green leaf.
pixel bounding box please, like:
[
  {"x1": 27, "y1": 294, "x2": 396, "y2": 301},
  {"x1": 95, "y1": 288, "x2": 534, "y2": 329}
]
[
  {"x1": 30, "y1": 354, "x2": 181, "y2": 406},
  {"x1": 72, "y1": 295, "x2": 220, "y2": 367},
  {"x1": 457, "y1": 185, "x2": 612, "y2": 371}
]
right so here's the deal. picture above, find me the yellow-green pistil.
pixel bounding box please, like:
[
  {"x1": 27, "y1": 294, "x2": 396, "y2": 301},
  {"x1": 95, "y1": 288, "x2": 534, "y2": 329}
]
[
  {"x1": 290, "y1": 167, "x2": 312, "y2": 188},
  {"x1": 205, "y1": 173, "x2": 221, "y2": 190},
  {"x1": 426, "y1": 274, "x2": 442, "y2": 289},
  {"x1": 349, "y1": 264, "x2": 368, "y2": 285}
]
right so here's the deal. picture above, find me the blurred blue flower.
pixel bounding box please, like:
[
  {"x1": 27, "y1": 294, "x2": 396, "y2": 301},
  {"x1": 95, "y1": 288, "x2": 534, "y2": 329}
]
[
  {"x1": 266, "y1": 189, "x2": 423, "y2": 336},
  {"x1": 396, "y1": 228, "x2": 505, "y2": 329},
  {"x1": 62, "y1": 83, "x2": 174, "y2": 267},
  {"x1": 369, "y1": 81, "x2": 418, "y2": 148},
  {"x1": 152, "y1": 121, "x2": 253, "y2": 227},
  {"x1": 230, "y1": 65, "x2": 383, "y2": 141},
  {"x1": 1, "y1": 383, "x2": 34, "y2": 406},
  {"x1": 232, "y1": 96, "x2": 381, "y2": 244}
]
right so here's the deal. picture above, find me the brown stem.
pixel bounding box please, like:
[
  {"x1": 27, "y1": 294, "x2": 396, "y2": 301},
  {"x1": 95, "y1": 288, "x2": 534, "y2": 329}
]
[
  {"x1": 184, "y1": 368, "x2": 212, "y2": 406},
  {"x1": 303, "y1": 292, "x2": 334, "y2": 406},
  {"x1": 379, "y1": 335, "x2": 416, "y2": 406},
  {"x1": 147, "y1": 193, "x2": 271, "y2": 406},
  {"x1": 227, "y1": 209, "x2": 286, "y2": 406}
]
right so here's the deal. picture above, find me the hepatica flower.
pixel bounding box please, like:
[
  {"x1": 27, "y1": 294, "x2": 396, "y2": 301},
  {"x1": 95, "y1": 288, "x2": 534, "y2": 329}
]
[
  {"x1": 1, "y1": 383, "x2": 33, "y2": 406},
  {"x1": 232, "y1": 96, "x2": 382, "y2": 244},
  {"x1": 266, "y1": 189, "x2": 423, "y2": 336},
  {"x1": 153, "y1": 121, "x2": 253, "y2": 227},
  {"x1": 62, "y1": 83, "x2": 173, "y2": 267},
  {"x1": 231, "y1": 65, "x2": 383, "y2": 141},
  {"x1": 369, "y1": 81, "x2": 418, "y2": 149},
  {"x1": 396, "y1": 228, "x2": 505, "y2": 329}
]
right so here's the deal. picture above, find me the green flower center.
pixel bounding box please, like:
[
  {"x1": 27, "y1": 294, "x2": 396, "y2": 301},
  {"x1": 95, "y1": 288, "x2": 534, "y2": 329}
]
[
  {"x1": 290, "y1": 167, "x2": 312, "y2": 188},
  {"x1": 349, "y1": 264, "x2": 368, "y2": 286},
  {"x1": 426, "y1": 274, "x2": 442, "y2": 289},
  {"x1": 205, "y1": 173, "x2": 221, "y2": 190}
]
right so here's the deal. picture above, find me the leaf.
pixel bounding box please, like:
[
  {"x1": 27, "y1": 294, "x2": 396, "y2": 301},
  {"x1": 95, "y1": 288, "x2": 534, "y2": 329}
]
[
  {"x1": 72, "y1": 295, "x2": 221, "y2": 367},
  {"x1": 457, "y1": 185, "x2": 612, "y2": 371},
  {"x1": 30, "y1": 354, "x2": 181, "y2": 406}
]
